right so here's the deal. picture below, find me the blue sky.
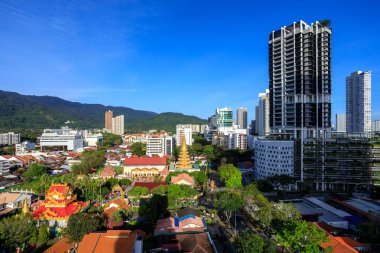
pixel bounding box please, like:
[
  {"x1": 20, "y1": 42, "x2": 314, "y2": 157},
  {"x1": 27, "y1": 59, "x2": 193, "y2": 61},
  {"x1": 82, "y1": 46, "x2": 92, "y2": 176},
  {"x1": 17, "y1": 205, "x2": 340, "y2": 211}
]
[{"x1": 0, "y1": 0, "x2": 379, "y2": 124}]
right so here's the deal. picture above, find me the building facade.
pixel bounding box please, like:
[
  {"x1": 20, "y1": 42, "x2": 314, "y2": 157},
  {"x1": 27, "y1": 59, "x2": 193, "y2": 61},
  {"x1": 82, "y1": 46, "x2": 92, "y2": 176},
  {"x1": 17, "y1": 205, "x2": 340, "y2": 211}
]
[
  {"x1": 146, "y1": 136, "x2": 174, "y2": 157},
  {"x1": 336, "y1": 114, "x2": 346, "y2": 132},
  {"x1": 0, "y1": 132, "x2": 21, "y2": 145},
  {"x1": 346, "y1": 71, "x2": 372, "y2": 134},
  {"x1": 105, "y1": 110, "x2": 113, "y2": 130},
  {"x1": 255, "y1": 90, "x2": 270, "y2": 136},
  {"x1": 216, "y1": 107, "x2": 233, "y2": 128},
  {"x1": 373, "y1": 120, "x2": 380, "y2": 132},
  {"x1": 40, "y1": 127, "x2": 83, "y2": 151},
  {"x1": 300, "y1": 133, "x2": 380, "y2": 191},
  {"x1": 112, "y1": 115, "x2": 125, "y2": 135},
  {"x1": 254, "y1": 139, "x2": 294, "y2": 179},
  {"x1": 269, "y1": 20, "x2": 332, "y2": 139},
  {"x1": 236, "y1": 107, "x2": 248, "y2": 129},
  {"x1": 176, "y1": 127, "x2": 192, "y2": 146}
]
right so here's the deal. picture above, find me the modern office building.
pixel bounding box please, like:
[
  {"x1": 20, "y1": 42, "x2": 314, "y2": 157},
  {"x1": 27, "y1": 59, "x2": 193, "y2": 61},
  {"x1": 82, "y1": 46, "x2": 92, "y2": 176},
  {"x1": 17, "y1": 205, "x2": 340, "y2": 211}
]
[
  {"x1": 112, "y1": 115, "x2": 125, "y2": 135},
  {"x1": 255, "y1": 90, "x2": 270, "y2": 136},
  {"x1": 300, "y1": 133, "x2": 380, "y2": 191},
  {"x1": 336, "y1": 114, "x2": 346, "y2": 132},
  {"x1": 40, "y1": 127, "x2": 83, "y2": 151},
  {"x1": 175, "y1": 127, "x2": 192, "y2": 146},
  {"x1": 236, "y1": 107, "x2": 248, "y2": 129},
  {"x1": 269, "y1": 20, "x2": 332, "y2": 139},
  {"x1": 105, "y1": 110, "x2": 113, "y2": 131},
  {"x1": 216, "y1": 107, "x2": 233, "y2": 128},
  {"x1": 346, "y1": 71, "x2": 372, "y2": 134},
  {"x1": 146, "y1": 136, "x2": 174, "y2": 157},
  {"x1": 373, "y1": 120, "x2": 380, "y2": 132},
  {"x1": 254, "y1": 139, "x2": 294, "y2": 179},
  {"x1": 0, "y1": 132, "x2": 21, "y2": 145}
]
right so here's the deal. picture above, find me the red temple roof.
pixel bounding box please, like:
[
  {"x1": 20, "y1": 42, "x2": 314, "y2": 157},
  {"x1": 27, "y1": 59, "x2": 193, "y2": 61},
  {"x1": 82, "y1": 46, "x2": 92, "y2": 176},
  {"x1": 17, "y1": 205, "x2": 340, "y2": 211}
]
[
  {"x1": 124, "y1": 157, "x2": 167, "y2": 166},
  {"x1": 133, "y1": 182, "x2": 166, "y2": 191}
]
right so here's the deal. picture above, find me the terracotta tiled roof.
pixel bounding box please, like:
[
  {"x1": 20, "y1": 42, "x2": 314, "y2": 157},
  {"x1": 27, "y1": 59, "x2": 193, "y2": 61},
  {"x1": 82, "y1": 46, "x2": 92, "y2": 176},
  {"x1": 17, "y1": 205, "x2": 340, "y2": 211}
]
[
  {"x1": 101, "y1": 166, "x2": 117, "y2": 177},
  {"x1": 44, "y1": 238, "x2": 74, "y2": 253},
  {"x1": 77, "y1": 230, "x2": 137, "y2": 253},
  {"x1": 171, "y1": 173, "x2": 195, "y2": 185},
  {"x1": 124, "y1": 157, "x2": 167, "y2": 166},
  {"x1": 103, "y1": 198, "x2": 129, "y2": 219}
]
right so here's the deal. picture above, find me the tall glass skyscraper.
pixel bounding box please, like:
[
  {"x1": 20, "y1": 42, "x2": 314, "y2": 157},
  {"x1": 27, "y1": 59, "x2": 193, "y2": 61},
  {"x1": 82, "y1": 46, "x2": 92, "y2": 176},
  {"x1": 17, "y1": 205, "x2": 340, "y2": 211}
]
[{"x1": 269, "y1": 20, "x2": 332, "y2": 139}]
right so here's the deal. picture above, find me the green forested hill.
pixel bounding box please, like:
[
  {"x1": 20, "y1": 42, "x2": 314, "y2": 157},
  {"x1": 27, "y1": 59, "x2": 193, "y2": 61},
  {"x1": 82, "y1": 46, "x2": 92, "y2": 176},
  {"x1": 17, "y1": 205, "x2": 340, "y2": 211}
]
[{"x1": 0, "y1": 90, "x2": 206, "y2": 132}]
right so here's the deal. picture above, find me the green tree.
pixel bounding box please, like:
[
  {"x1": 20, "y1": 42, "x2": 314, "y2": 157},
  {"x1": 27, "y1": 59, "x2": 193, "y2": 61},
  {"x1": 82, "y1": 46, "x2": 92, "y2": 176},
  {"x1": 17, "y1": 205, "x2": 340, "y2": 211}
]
[
  {"x1": 151, "y1": 185, "x2": 166, "y2": 195},
  {"x1": 64, "y1": 213, "x2": 101, "y2": 243},
  {"x1": 235, "y1": 230, "x2": 264, "y2": 253},
  {"x1": 128, "y1": 186, "x2": 149, "y2": 198},
  {"x1": 203, "y1": 145, "x2": 214, "y2": 157},
  {"x1": 37, "y1": 223, "x2": 49, "y2": 245},
  {"x1": 190, "y1": 171, "x2": 208, "y2": 186},
  {"x1": 130, "y1": 142, "x2": 146, "y2": 156},
  {"x1": 110, "y1": 211, "x2": 124, "y2": 223},
  {"x1": 218, "y1": 164, "x2": 242, "y2": 188},
  {"x1": 113, "y1": 166, "x2": 124, "y2": 175},
  {"x1": 71, "y1": 163, "x2": 90, "y2": 175},
  {"x1": 214, "y1": 191, "x2": 243, "y2": 225},
  {"x1": 23, "y1": 163, "x2": 49, "y2": 180},
  {"x1": 276, "y1": 220, "x2": 327, "y2": 253},
  {"x1": 0, "y1": 215, "x2": 37, "y2": 250},
  {"x1": 101, "y1": 133, "x2": 123, "y2": 148},
  {"x1": 81, "y1": 150, "x2": 105, "y2": 169}
]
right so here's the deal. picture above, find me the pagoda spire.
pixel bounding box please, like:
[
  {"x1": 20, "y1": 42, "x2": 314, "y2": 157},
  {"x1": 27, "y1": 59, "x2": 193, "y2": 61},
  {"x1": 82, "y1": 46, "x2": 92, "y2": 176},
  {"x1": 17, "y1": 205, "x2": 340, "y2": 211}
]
[
  {"x1": 176, "y1": 135, "x2": 191, "y2": 169},
  {"x1": 22, "y1": 198, "x2": 29, "y2": 215}
]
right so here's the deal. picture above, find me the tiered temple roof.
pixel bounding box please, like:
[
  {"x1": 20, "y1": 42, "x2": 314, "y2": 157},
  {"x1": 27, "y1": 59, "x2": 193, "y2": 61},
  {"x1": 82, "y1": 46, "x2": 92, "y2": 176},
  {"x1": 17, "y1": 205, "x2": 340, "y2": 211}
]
[
  {"x1": 32, "y1": 184, "x2": 88, "y2": 221},
  {"x1": 176, "y1": 136, "x2": 191, "y2": 169}
]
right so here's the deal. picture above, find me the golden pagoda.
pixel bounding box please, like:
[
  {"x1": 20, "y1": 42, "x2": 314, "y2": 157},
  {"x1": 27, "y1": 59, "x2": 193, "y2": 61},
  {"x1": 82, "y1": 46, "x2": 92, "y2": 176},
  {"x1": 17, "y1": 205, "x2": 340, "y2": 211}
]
[
  {"x1": 22, "y1": 198, "x2": 29, "y2": 214},
  {"x1": 176, "y1": 135, "x2": 192, "y2": 169}
]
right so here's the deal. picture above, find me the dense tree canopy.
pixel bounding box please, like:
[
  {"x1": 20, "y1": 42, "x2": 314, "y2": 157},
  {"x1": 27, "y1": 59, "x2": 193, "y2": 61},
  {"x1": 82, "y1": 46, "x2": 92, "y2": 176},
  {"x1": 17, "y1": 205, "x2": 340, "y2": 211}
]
[
  {"x1": 72, "y1": 150, "x2": 105, "y2": 175},
  {"x1": 128, "y1": 186, "x2": 149, "y2": 198},
  {"x1": 218, "y1": 164, "x2": 242, "y2": 188},
  {"x1": 64, "y1": 213, "x2": 101, "y2": 243},
  {"x1": 276, "y1": 220, "x2": 327, "y2": 253},
  {"x1": 101, "y1": 133, "x2": 123, "y2": 148},
  {"x1": 213, "y1": 190, "x2": 244, "y2": 225},
  {"x1": 23, "y1": 163, "x2": 50, "y2": 180},
  {"x1": 0, "y1": 215, "x2": 38, "y2": 249},
  {"x1": 130, "y1": 142, "x2": 146, "y2": 157},
  {"x1": 235, "y1": 230, "x2": 264, "y2": 253}
]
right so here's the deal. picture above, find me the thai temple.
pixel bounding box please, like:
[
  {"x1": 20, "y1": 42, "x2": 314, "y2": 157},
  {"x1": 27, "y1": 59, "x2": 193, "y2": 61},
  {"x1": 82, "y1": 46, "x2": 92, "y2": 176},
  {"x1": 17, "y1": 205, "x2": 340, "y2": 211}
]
[
  {"x1": 176, "y1": 136, "x2": 192, "y2": 169},
  {"x1": 32, "y1": 184, "x2": 89, "y2": 227}
]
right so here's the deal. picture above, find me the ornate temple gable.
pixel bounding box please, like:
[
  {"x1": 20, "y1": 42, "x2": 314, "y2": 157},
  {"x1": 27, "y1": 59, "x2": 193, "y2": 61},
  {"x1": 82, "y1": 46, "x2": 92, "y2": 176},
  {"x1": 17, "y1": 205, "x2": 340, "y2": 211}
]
[{"x1": 46, "y1": 184, "x2": 74, "y2": 200}]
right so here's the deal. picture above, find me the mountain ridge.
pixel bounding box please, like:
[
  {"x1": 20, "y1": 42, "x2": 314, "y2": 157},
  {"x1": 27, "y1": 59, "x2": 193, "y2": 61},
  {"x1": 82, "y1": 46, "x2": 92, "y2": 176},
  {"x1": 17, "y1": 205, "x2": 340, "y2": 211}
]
[{"x1": 0, "y1": 90, "x2": 207, "y2": 132}]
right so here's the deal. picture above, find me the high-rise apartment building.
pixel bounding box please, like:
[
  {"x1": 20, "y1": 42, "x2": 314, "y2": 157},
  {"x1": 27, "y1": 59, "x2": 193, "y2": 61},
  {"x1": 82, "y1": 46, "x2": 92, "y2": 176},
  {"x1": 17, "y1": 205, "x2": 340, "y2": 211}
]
[
  {"x1": 255, "y1": 90, "x2": 270, "y2": 136},
  {"x1": 105, "y1": 110, "x2": 113, "y2": 130},
  {"x1": 335, "y1": 114, "x2": 346, "y2": 132},
  {"x1": 216, "y1": 107, "x2": 233, "y2": 128},
  {"x1": 176, "y1": 127, "x2": 192, "y2": 146},
  {"x1": 112, "y1": 115, "x2": 125, "y2": 135},
  {"x1": 146, "y1": 136, "x2": 174, "y2": 157},
  {"x1": 236, "y1": 107, "x2": 248, "y2": 129},
  {"x1": 346, "y1": 71, "x2": 372, "y2": 134},
  {"x1": 269, "y1": 20, "x2": 332, "y2": 138},
  {"x1": 0, "y1": 132, "x2": 21, "y2": 145},
  {"x1": 373, "y1": 120, "x2": 380, "y2": 132}
]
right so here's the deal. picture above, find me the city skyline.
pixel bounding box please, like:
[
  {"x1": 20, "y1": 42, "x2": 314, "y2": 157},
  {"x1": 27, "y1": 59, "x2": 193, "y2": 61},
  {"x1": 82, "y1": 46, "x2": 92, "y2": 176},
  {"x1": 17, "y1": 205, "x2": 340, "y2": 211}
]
[{"x1": 0, "y1": 1, "x2": 379, "y2": 121}]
